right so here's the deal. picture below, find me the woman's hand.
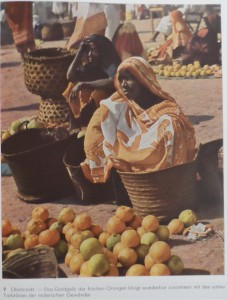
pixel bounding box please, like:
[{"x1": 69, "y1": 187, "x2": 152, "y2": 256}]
[
  {"x1": 108, "y1": 156, "x2": 132, "y2": 172},
  {"x1": 69, "y1": 82, "x2": 84, "y2": 102}
]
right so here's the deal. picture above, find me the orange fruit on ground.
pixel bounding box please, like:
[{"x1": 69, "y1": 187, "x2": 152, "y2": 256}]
[
  {"x1": 142, "y1": 215, "x2": 159, "y2": 232},
  {"x1": 88, "y1": 253, "x2": 110, "y2": 276},
  {"x1": 74, "y1": 213, "x2": 92, "y2": 231},
  {"x1": 126, "y1": 264, "x2": 150, "y2": 276},
  {"x1": 62, "y1": 222, "x2": 74, "y2": 235},
  {"x1": 144, "y1": 254, "x2": 155, "y2": 269},
  {"x1": 65, "y1": 226, "x2": 78, "y2": 243},
  {"x1": 57, "y1": 207, "x2": 76, "y2": 224},
  {"x1": 81, "y1": 230, "x2": 94, "y2": 239},
  {"x1": 150, "y1": 263, "x2": 171, "y2": 276},
  {"x1": 2, "y1": 219, "x2": 13, "y2": 237},
  {"x1": 106, "y1": 216, "x2": 126, "y2": 234},
  {"x1": 5, "y1": 234, "x2": 24, "y2": 250},
  {"x1": 69, "y1": 252, "x2": 85, "y2": 275},
  {"x1": 120, "y1": 229, "x2": 140, "y2": 248},
  {"x1": 31, "y1": 206, "x2": 49, "y2": 222},
  {"x1": 24, "y1": 235, "x2": 39, "y2": 249},
  {"x1": 117, "y1": 247, "x2": 137, "y2": 268},
  {"x1": 98, "y1": 231, "x2": 111, "y2": 246},
  {"x1": 102, "y1": 247, "x2": 118, "y2": 265},
  {"x1": 149, "y1": 241, "x2": 171, "y2": 263},
  {"x1": 106, "y1": 264, "x2": 119, "y2": 276},
  {"x1": 65, "y1": 248, "x2": 79, "y2": 266},
  {"x1": 70, "y1": 232, "x2": 87, "y2": 250},
  {"x1": 80, "y1": 238, "x2": 103, "y2": 260},
  {"x1": 26, "y1": 219, "x2": 47, "y2": 235},
  {"x1": 79, "y1": 261, "x2": 93, "y2": 277},
  {"x1": 46, "y1": 217, "x2": 58, "y2": 228},
  {"x1": 90, "y1": 224, "x2": 103, "y2": 237},
  {"x1": 38, "y1": 229, "x2": 60, "y2": 246},
  {"x1": 167, "y1": 219, "x2": 185, "y2": 235},
  {"x1": 127, "y1": 214, "x2": 143, "y2": 229},
  {"x1": 115, "y1": 206, "x2": 134, "y2": 222},
  {"x1": 112, "y1": 242, "x2": 126, "y2": 258},
  {"x1": 137, "y1": 226, "x2": 146, "y2": 237}
]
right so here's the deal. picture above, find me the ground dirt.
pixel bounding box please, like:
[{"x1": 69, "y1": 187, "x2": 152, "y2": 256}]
[{"x1": 0, "y1": 18, "x2": 224, "y2": 276}]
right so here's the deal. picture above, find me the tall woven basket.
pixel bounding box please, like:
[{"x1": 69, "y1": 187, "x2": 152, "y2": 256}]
[
  {"x1": 24, "y1": 48, "x2": 75, "y2": 100},
  {"x1": 118, "y1": 158, "x2": 198, "y2": 223}
]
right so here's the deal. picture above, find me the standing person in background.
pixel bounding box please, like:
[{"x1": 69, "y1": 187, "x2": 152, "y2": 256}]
[
  {"x1": 4, "y1": 1, "x2": 36, "y2": 63},
  {"x1": 66, "y1": 2, "x2": 107, "y2": 50},
  {"x1": 52, "y1": 2, "x2": 65, "y2": 21}
]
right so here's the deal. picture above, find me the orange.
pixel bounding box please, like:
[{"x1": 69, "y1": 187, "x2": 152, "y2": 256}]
[
  {"x1": 24, "y1": 235, "x2": 39, "y2": 249},
  {"x1": 87, "y1": 253, "x2": 110, "y2": 276},
  {"x1": 126, "y1": 264, "x2": 150, "y2": 276},
  {"x1": 62, "y1": 222, "x2": 74, "y2": 235},
  {"x1": 38, "y1": 229, "x2": 60, "y2": 246},
  {"x1": 2, "y1": 219, "x2": 13, "y2": 237},
  {"x1": 137, "y1": 226, "x2": 146, "y2": 237},
  {"x1": 74, "y1": 213, "x2": 92, "y2": 231},
  {"x1": 127, "y1": 214, "x2": 143, "y2": 229},
  {"x1": 31, "y1": 206, "x2": 49, "y2": 222},
  {"x1": 5, "y1": 234, "x2": 24, "y2": 250},
  {"x1": 144, "y1": 254, "x2": 155, "y2": 269},
  {"x1": 106, "y1": 216, "x2": 126, "y2": 234},
  {"x1": 117, "y1": 247, "x2": 137, "y2": 267},
  {"x1": 70, "y1": 232, "x2": 87, "y2": 250},
  {"x1": 167, "y1": 219, "x2": 185, "y2": 235},
  {"x1": 46, "y1": 217, "x2": 58, "y2": 228},
  {"x1": 65, "y1": 226, "x2": 78, "y2": 243},
  {"x1": 79, "y1": 261, "x2": 93, "y2": 277},
  {"x1": 65, "y1": 248, "x2": 79, "y2": 266},
  {"x1": 149, "y1": 241, "x2": 171, "y2": 263},
  {"x1": 115, "y1": 206, "x2": 134, "y2": 223},
  {"x1": 120, "y1": 229, "x2": 140, "y2": 248},
  {"x1": 106, "y1": 264, "x2": 119, "y2": 276},
  {"x1": 142, "y1": 215, "x2": 159, "y2": 232},
  {"x1": 81, "y1": 230, "x2": 94, "y2": 239},
  {"x1": 57, "y1": 207, "x2": 76, "y2": 224},
  {"x1": 90, "y1": 224, "x2": 103, "y2": 237},
  {"x1": 112, "y1": 242, "x2": 126, "y2": 258},
  {"x1": 102, "y1": 247, "x2": 118, "y2": 265},
  {"x1": 26, "y1": 219, "x2": 47, "y2": 235},
  {"x1": 98, "y1": 231, "x2": 111, "y2": 246},
  {"x1": 69, "y1": 252, "x2": 85, "y2": 275},
  {"x1": 150, "y1": 263, "x2": 171, "y2": 276}
]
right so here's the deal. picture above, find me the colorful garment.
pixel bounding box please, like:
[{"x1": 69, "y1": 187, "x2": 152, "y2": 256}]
[
  {"x1": 66, "y1": 3, "x2": 107, "y2": 49},
  {"x1": 81, "y1": 57, "x2": 196, "y2": 183},
  {"x1": 5, "y1": 2, "x2": 36, "y2": 55}
]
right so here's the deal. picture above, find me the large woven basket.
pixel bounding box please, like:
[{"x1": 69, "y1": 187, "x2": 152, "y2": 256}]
[
  {"x1": 1, "y1": 128, "x2": 75, "y2": 203},
  {"x1": 63, "y1": 138, "x2": 130, "y2": 205},
  {"x1": 118, "y1": 158, "x2": 198, "y2": 222},
  {"x1": 24, "y1": 48, "x2": 75, "y2": 99}
]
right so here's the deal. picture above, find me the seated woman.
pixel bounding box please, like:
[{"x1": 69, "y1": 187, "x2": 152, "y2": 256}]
[
  {"x1": 81, "y1": 56, "x2": 196, "y2": 183},
  {"x1": 63, "y1": 34, "x2": 121, "y2": 132},
  {"x1": 148, "y1": 10, "x2": 192, "y2": 63},
  {"x1": 182, "y1": 11, "x2": 221, "y2": 66}
]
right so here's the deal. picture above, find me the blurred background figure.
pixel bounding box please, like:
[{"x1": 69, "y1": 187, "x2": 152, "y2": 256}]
[
  {"x1": 4, "y1": 1, "x2": 36, "y2": 63},
  {"x1": 52, "y1": 1, "x2": 66, "y2": 21},
  {"x1": 66, "y1": 2, "x2": 107, "y2": 50},
  {"x1": 33, "y1": 1, "x2": 49, "y2": 39}
]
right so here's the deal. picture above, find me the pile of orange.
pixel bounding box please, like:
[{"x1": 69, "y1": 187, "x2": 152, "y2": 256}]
[{"x1": 2, "y1": 205, "x2": 198, "y2": 277}]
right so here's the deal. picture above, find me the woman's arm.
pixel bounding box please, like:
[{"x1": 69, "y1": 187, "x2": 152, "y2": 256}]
[{"x1": 66, "y1": 41, "x2": 89, "y2": 82}]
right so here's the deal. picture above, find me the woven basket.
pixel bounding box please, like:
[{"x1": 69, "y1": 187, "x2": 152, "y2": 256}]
[
  {"x1": 197, "y1": 139, "x2": 223, "y2": 203},
  {"x1": 1, "y1": 128, "x2": 75, "y2": 203},
  {"x1": 37, "y1": 98, "x2": 71, "y2": 127},
  {"x1": 63, "y1": 139, "x2": 130, "y2": 205},
  {"x1": 118, "y1": 158, "x2": 198, "y2": 222},
  {"x1": 41, "y1": 23, "x2": 64, "y2": 41},
  {"x1": 24, "y1": 48, "x2": 75, "y2": 99}
]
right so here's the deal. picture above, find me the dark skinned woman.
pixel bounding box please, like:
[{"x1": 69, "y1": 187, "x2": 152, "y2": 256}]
[{"x1": 80, "y1": 56, "x2": 196, "y2": 183}]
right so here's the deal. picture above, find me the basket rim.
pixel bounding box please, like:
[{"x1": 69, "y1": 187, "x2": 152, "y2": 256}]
[
  {"x1": 24, "y1": 47, "x2": 75, "y2": 62},
  {"x1": 1, "y1": 128, "x2": 61, "y2": 158},
  {"x1": 118, "y1": 156, "x2": 198, "y2": 176}
]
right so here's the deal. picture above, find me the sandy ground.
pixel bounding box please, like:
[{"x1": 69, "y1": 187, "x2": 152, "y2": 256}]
[{"x1": 0, "y1": 18, "x2": 224, "y2": 276}]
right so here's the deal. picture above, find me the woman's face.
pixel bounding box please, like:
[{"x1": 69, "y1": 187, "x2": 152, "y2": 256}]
[
  {"x1": 118, "y1": 69, "x2": 144, "y2": 101},
  {"x1": 87, "y1": 42, "x2": 100, "y2": 65}
]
